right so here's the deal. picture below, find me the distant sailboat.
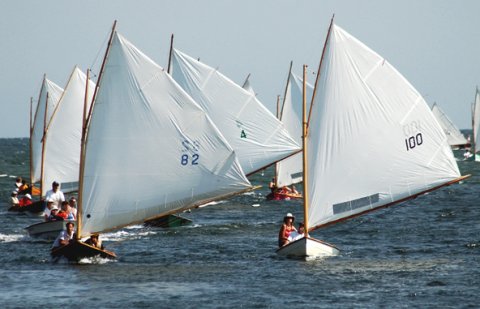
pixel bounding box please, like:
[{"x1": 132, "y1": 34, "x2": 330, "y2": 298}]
[
  {"x1": 431, "y1": 102, "x2": 468, "y2": 149},
  {"x1": 470, "y1": 88, "x2": 480, "y2": 161},
  {"x1": 277, "y1": 20, "x2": 470, "y2": 258},
  {"x1": 52, "y1": 24, "x2": 253, "y2": 261},
  {"x1": 170, "y1": 47, "x2": 301, "y2": 176},
  {"x1": 30, "y1": 77, "x2": 64, "y2": 195},
  {"x1": 272, "y1": 63, "x2": 314, "y2": 200},
  {"x1": 41, "y1": 66, "x2": 95, "y2": 197}
]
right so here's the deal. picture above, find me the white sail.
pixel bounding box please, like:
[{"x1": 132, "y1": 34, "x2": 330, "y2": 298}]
[
  {"x1": 276, "y1": 72, "x2": 314, "y2": 187},
  {"x1": 80, "y1": 32, "x2": 252, "y2": 236},
  {"x1": 31, "y1": 78, "x2": 64, "y2": 185},
  {"x1": 307, "y1": 24, "x2": 462, "y2": 230},
  {"x1": 431, "y1": 103, "x2": 468, "y2": 147},
  {"x1": 171, "y1": 49, "x2": 300, "y2": 175},
  {"x1": 42, "y1": 67, "x2": 95, "y2": 196},
  {"x1": 242, "y1": 75, "x2": 255, "y2": 95},
  {"x1": 473, "y1": 88, "x2": 480, "y2": 159}
]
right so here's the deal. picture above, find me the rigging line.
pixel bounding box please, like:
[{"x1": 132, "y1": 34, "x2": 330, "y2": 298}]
[{"x1": 89, "y1": 29, "x2": 111, "y2": 78}]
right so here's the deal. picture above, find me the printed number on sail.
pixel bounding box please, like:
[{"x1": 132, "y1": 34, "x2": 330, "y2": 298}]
[
  {"x1": 181, "y1": 140, "x2": 200, "y2": 166},
  {"x1": 403, "y1": 121, "x2": 423, "y2": 151}
]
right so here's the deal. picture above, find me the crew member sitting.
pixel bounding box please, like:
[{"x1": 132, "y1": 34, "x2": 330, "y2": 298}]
[
  {"x1": 84, "y1": 233, "x2": 104, "y2": 250},
  {"x1": 19, "y1": 194, "x2": 33, "y2": 207}
]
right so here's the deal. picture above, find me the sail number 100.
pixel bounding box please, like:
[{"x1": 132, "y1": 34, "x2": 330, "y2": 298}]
[{"x1": 405, "y1": 133, "x2": 423, "y2": 151}]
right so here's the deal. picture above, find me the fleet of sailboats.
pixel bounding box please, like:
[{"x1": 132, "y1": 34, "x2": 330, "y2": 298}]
[
  {"x1": 277, "y1": 20, "x2": 470, "y2": 258},
  {"x1": 18, "y1": 18, "x2": 472, "y2": 262}
]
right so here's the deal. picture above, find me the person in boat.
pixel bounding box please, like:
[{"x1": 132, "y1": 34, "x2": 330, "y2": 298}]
[
  {"x1": 10, "y1": 191, "x2": 19, "y2": 208},
  {"x1": 279, "y1": 186, "x2": 292, "y2": 195},
  {"x1": 290, "y1": 185, "x2": 299, "y2": 195},
  {"x1": 51, "y1": 221, "x2": 75, "y2": 250},
  {"x1": 68, "y1": 196, "x2": 77, "y2": 218},
  {"x1": 47, "y1": 206, "x2": 63, "y2": 221},
  {"x1": 269, "y1": 178, "x2": 277, "y2": 193},
  {"x1": 18, "y1": 180, "x2": 31, "y2": 195},
  {"x1": 84, "y1": 233, "x2": 104, "y2": 250},
  {"x1": 56, "y1": 201, "x2": 75, "y2": 220},
  {"x1": 14, "y1": 177, "x2": 22, "y2": 191},
  {"x1": 45, "y1": 181, "x2": 65, "y2": 210},
  {"x1": 278, "y1": 213, "x2": 297, "y2": 247},
  {"x1": 463, "y1": 149, "x2": 473, "y2": 160},
  {"x1": 19, "y1": 193, "x2": 33, "y2": 207},
  {"x1": 288, "y1": 222, "x2": 305, "y2": 242}
]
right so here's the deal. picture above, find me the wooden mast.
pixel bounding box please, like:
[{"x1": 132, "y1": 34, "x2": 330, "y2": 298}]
[
  {"x1": 167, "y1": 33, "x2": 174, "y2": 74},
  {"x1": 472, "y1": 87, "x2": 478, "y2": 155},
  {"x1": 302, "y1": 64, "x2": 309, "y2": 236},
  {"x1": 29, "y1": 97, "x2": 33, "y2": 186},
  {"x1": 308, "y1": 14, "x2": 334, "y2": 127},
  {"x1": 77, "y1": 20, "x2": 117, "y2": 239},
  {"x1": 40, "y1": 92, "x2": 49, "y2": 197},
  {"x1": 76, "y1": 69, "x2": 91, "y2": 240}
]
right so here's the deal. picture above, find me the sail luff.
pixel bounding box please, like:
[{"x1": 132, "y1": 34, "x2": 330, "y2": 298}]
[
  {"x1": 40, "y1": 92, "x2": 49, "y2": 196},
  {"x1": 29, "y1": 97, "x2": 33, "y2": 186},
  {"x1": 473, "y1": 87, "x2": 480, "y2": 154},
  {"x1": 167, "y1": 33, "x2": 174, "y2": 74}
]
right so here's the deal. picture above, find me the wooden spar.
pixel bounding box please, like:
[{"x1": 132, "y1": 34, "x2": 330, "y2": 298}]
[
  {"x1": 76, "y1": 21, "x2": 115, "y2": 238},
  {"x1": 242, "y1": 73, "x2": 251, "y2": 89},
  {"x1": 167, "y1": 33, "x2": 174, "y2": 74},
  {"x1": 302, "y1": 64, "x2": 309, "y2": 236},
  {"x1": 76, "y1": 69, "x2": 91, "y2": 240},
  {"x1": 31, "y1": 74, "x2": 46, "y2": 186},
  {"x1": 273, "y1": 94, "x2": 281, "y2": 187},
  {"x1": 279, "y1": 61, "x2": 293, "y2": 121},
  {"x1": 245, "y1": 148, "x2": 302, "y2": 178},
  {"x1": 308, "y1": 14, "x2": 334, "y2": 127},
  {"x1": 40, "y1": 92, "x2": 49, "y2": 196},
  {"x1": 29, "y1": 97, "x2": 33, "y2": 186},
  {"x1": 86, "y1": 20, "x2": 117, "y2": 130},
  {"x1": 309, "y1": 174, "x2": 472, "y2": 233}
]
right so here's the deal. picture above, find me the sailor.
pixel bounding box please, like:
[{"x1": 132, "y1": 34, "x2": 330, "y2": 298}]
[
  {"x1": 45, "y1": 181, "x2": 65, "y2": 209},
  {"x1": 278, "y1": 213, "x2": 297, "y2": 247},
  {"x1": 51, "y1": 222, "x2": 75, "y2": 250}
]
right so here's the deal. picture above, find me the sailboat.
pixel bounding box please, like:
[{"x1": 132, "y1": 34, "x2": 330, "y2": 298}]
[
  {"x1": 30, "y1": 76, "x2": 64, "y2": 193},
  {"x1": 470, "y1": 88, "x2": 480, "y2": 161},
  {"x1": 431, "y1": 103, "x2": 468, "y2": 149},
  {"x1": 169, "y1": 46, "x2": 301, "y2": 176},
  {"x1": 25, "y1": 67, "x2": 95, "y2": 239},
  {"x1": 269, "y1": 62, "x2": 314, "y2": 200},
  {"x1": 51, "y1": 23, "x2": 253, "y2": 261},
  {"x1": 9, "y1": 77, "x2": 65, "y2": 214},
  {"x1": 277, "y1": 20, "x2": 470, "y2": 258}
]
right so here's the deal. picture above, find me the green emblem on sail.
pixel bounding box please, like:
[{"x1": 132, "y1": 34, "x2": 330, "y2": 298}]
[{"x1": 240, "y1": 130, "x2": 247, "y2": 138}]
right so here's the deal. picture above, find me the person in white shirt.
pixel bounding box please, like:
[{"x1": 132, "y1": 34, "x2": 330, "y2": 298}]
[
  {"x1": 45, "y1": 181, "x2": 65, "y2": 209},
  {"x1": 51, "y1": 221, "x2": 75, "y2": 249},
  {"x1": 288, "y1": 222, "x2": 305, "y2": 242}
]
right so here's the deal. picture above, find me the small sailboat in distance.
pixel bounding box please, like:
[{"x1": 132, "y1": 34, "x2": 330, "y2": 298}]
[
  {"x1": 51, "y1": 22, "x2": 253, "y2": 262},
  {"x1": 470, "y1": 88, "x2": 480, "y2": 161},
  {"x1": 431, "y1": 102, "x2": 469, "y2": 149},
  {"x1": 277, "y1": 19, "x2": 470, "y2": 258}
]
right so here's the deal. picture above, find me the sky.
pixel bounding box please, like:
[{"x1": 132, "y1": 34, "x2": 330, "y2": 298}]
[{"x1": 1, "y1": 0, "x2": 480, "y2": 138}]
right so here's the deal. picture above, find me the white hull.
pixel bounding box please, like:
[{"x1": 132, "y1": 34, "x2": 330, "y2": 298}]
[
  {"x1": 276, "y1": 236, "x2": 340, "y2": 258},
  {"x1": 25, "y1": 220, "x2": 75, "y2": 240}
]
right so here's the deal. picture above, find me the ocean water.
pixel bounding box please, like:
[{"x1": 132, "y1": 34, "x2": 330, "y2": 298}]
[{"x1": 0, "y1": 138, "x2": 479, "y2": 308}]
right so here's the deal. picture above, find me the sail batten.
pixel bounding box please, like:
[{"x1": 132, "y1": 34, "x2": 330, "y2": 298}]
[{"x1": 80, "y1": 32, "x2": 251, "y2": 237}]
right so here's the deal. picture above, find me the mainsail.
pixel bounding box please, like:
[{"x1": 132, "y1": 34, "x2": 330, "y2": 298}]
[
  {"x1": 275, "y1": 71, "x2": 314, "y2": 187},
  {"x1": 170, "y1": 49, "x2": 300, "y2": 176},
  {"x1": 307, "y1": 23, "x2": 464, "y2": 231},
  {"x1": 431, "y1": 103, "x2": 468, "y2": 148},
  {"x1": 42, "y1": 67, "x2": 95, "y2": 196},
  {"x1": 79, "y1": 32, "x2": 252, "y2": 237},
  {"x1": 30, "y1": 77, "x2": 64, "y2": 186}
]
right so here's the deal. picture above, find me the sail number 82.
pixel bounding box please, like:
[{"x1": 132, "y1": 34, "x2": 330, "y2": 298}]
[
  {"x1": 181, "y1": 154, "x2": 199, "y2": 165},
  {"x1": 405, "y1": 133, "x2": 423, "y2": 151}
]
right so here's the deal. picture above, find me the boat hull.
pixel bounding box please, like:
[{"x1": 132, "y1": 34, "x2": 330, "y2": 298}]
[
  {"x1": 51, "y1": 240, "x2": 116, "y2": 262},
  {"x1": 8, "y1": 200, "x2": 45, "y2": 215},
  {"x1": 144, "y1": 214, "x2": 193, "y2": 228},
  {"x1": 25, "y1": 220, "x2": 75, "y2": 240},
  {"x1": 276, "y1": 236, "x2": 339, "y2": 258},
  {"x1": 266, "y1": 191, "x2": 303, "y2": 201}
]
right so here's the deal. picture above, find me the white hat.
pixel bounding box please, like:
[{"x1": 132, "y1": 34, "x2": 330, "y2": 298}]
[
  {"x1": 25, "y1": 194, "x2": 32, "y2": 199},
  {"x1": 285, "y1": 213, "x2": 294, "y2": 219},
  {"x1": 50, "y1": 206, "x2": 59, "y2": 211},
  {"x1": 12, "y1": 191, "x2": 17, "y2": 195}
]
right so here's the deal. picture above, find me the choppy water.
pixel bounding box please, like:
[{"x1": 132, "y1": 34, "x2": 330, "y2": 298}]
[{"x1": 0, "y1": 138, "x2": 479, "y2": 308}]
